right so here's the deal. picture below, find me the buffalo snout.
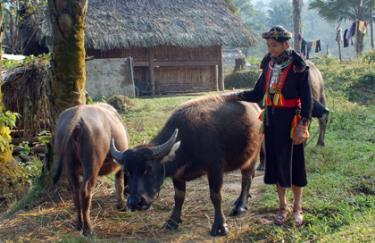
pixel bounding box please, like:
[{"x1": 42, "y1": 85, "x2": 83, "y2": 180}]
[{"x1": 127, "y1": 195, "x2": 151, "y2": 211}]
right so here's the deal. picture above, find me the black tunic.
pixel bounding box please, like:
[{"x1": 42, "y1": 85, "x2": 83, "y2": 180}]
[{"x1": 239, "y1": 52, "x2": 313, "y2": 187}]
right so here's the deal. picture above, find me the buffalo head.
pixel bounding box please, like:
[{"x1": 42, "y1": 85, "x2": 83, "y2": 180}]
[{"x1": 110, "y1": 129, "x2": 181, "y2": 211}]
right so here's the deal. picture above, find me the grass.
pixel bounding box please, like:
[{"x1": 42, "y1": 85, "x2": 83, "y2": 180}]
[
  {"x1": 227, "y1": 58, "x2": 375, "y2": 242},
  {"x1": 1, "y1": 57, "x2": 374, "y2": 242}
]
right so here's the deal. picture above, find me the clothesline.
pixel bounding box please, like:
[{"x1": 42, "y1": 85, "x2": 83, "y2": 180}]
[{"x1": 337, "y1": 20, "x2": 368, "y2": 48}]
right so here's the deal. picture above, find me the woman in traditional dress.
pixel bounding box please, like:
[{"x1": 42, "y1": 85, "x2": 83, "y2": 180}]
[{"x1": 236, "y1": 26, "x2": 312, "y2": 226}]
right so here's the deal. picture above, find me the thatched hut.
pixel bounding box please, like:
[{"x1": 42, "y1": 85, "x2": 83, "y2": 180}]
[{"x1": 35, "y1": 0, "x2": 256, "y2": 96}]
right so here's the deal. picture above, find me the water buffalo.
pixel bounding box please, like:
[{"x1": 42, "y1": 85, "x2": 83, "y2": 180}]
[
  {"x1": 307, "y1": 60, "x2": 329, "y2": 146},
  {"x1": 53, "y1": 103, "x2": 128, "y2": 235},
  {"x1": 110, "y1": 95, "x2": 263, "y2": 236}
]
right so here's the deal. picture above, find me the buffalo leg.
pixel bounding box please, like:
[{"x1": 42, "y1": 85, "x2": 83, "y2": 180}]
[
  {"x1": 230, "y1": 166, "x2": 254, "y2": 216},
  {"x1": 208, "y1": 172, "x2": 228, "y2": 236},
  {"x1": 115, "y1": 170, "x2": 126, "y2": 210},
  {"x1": 165, "y1": 178, "x2": 186, "y2": 230},
  {"x1": 80, "y1": 175, "x2": 97, "y2": 236},
  {"x1": 256, "y1": 143, "x2": 265, "y2": 171},
  {"x1": 69, "y1": 169, "x2": 83, "y2": 230},
  {"x1": 317, "y1": 113, "x2": 328, "y2": 146}
]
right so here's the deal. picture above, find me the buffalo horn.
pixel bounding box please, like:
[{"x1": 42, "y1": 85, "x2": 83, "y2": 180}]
[
  {"x1": 151, "y1": 128, "x2": 179, "y2": 158},
  {"x1": 110, "y1": 138, "x2": 124, "y2": 163}
]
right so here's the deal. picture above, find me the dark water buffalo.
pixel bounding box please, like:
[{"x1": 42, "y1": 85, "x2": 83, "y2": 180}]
[
  {"x1": 53, "y1": 103, "x2": 128, "y2": 235},
  {"x1": 110, "y1": 95, "x2": 263, "y2": 236},
  {"x1": 308, "y1": 60, "x2": 329, "y2": 146}
]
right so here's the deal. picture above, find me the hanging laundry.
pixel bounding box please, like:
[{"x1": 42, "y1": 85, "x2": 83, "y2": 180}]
[
  {"x1": 343, "y1": 27, "x2": 354, "y2": 48},
  {"x1": 311, "y1": 40, "x2": 317, "y2": 50},
  {"x1": 315, "y1": 40, "x2": 321, "y2": 53},
  {"x1": 306, "y1": 42, "x2": 313, "y2": 59},
  {"x1": 358, "y1": 20, "x2": 368, "y2": 34},
  {"x1": 301, "y1": 39, "x2": 307, "y2": 56},
  {"x1": 348, "y1": 21, "x2": 356, "y2": 45}
]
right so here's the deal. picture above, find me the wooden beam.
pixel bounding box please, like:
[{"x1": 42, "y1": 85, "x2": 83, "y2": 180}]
[
  {"x1": 218, "y1": 46, "x2": 224, "y2": 91},
  {"x1": 155, "y1": 60, "x2": 218, "y2": 67},
  {"x1": 148, "y1": 48, "x2": 155, "y2": 95},
  {"x1": 135, "y1": 60, "x2": 218, "y2": 67},
  {"x1": 133, "y1": 61, "x2": 149, "y2": 67}
]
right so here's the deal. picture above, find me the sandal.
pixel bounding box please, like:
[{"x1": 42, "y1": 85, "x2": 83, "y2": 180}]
[
  {"x1": 293, "y1": 208, "x2": 304, "y2": 227},
  {"x1": 274, "y1": 207, "x2": 290, "y2": 225}
]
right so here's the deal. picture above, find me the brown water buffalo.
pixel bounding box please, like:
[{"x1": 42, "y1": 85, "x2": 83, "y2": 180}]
[
  {"x1": 110, "y1": 95, "x2": 263, "y2": 236},
  {"x1": 307, "y1": 60, "x2": 329, "y2": 146},
  {"x1": 53, "y1": 103, "x2": 128, "y2": 236}
]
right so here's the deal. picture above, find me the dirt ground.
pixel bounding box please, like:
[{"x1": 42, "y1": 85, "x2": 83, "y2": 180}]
[{"x1": 0, "y1": 171, "x2": 274, "y2": 242}]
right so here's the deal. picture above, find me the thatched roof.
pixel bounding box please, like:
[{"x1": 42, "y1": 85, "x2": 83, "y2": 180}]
[
  {"x1": 35, "y1": 0, "x2": 256, "y2": 50},
  {"x1": 85, "y1": 0, "x2": 256, "y2": 49}
]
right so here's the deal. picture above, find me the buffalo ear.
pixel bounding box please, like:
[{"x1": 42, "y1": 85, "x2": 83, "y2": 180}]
[{"x1": 160, "y1": 141, "x2": 181, "y2": 164}]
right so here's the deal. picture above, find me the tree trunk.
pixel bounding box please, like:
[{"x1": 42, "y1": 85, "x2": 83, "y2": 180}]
[
  {"x1": 356, "y1": 26, "x2": 365, "y2": 55},
  {"x1": 42, "y1": 0, "x2": 88, "y2": 184},
  {"x1": 0, "y1": 3, "x2": 29, "y2": 208},
  {"x1": 371, "y1": 8, "x2": 374, "y2": 49},
  {"x1": 293, "y1": 0, "x2": 303, "y2": 53}
]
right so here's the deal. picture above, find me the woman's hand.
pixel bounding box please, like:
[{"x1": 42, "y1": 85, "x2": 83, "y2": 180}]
[{"x1": 293, "y1": 124, "x2": 309, "y2": 145}]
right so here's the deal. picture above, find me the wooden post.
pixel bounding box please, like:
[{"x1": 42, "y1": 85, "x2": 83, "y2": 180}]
[
  {"x1": 218, "y1": 46, "x2": 224, "y2": 91},
  {"x1": 127, "y1": 56, "x2": 136, "y2": 97},
  {"x1": 371, "y1": 8, "x2": 374, "y2": 49},
  {"x1": 336, "y1": 27, "x2": 342, "y2": 62},
  {"x1": 148, "y1": 48, "x2": 155, "y2": 95},
  {"x1": 214, "y1": 65, "x2": 219, "y2": 91}
]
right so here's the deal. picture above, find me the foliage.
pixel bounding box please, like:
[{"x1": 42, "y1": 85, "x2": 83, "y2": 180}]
[
  {"x1": 224, "y1": 68, "x2": 260, "y2": 89},
  {"x1": 362, "y1": 50, "x2": 375, "y2": 63},
  {"x1": 34, "y1": 130, "x2": 52, "y2": 145},
  {"x1": 314, "y1": 56, "x2": 375, "y2": 105},
  {"x1": 0, "y1": 111, "x2": 18, "y2": 152},
  {"x1": 2, "y1": 53, "x2": 50, "y2": 70},
  {"x1": 107, "y1": 95, "x2": 134, "y2": 113},
  {"x1": 224, "y1": 0, "x2": 238, "y2": 13},
  {"x1": 348, "y1": 73, "x2": 375, "y2": 104},
  {"x1": 267, "y1": 0, "x2": 293, "y2": 30},
  {"x1": 309, "y1": 0, "x2": 374, "y2": 22}
]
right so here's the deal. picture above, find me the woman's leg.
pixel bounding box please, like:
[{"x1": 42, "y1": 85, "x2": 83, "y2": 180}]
[
  {"x1": 275, "y1": 184, "x2": 290, "y2": 225},
  {"x1": 292, "y1": 185, "x2": 304, "y2": 226},
  {"x1": 277, "y1": 184, "x2": 287, "y2": 209}
]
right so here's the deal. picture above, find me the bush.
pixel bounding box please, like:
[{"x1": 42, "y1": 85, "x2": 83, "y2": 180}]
[
  {"x1": 348, "y1": 73, "x2": 375, "y2": 105},
  {"x1": 107, "y1": 95, "x2": 134, "y2": 113},
  {"x1": 224, "y1": 68, "x2": 261, "y2": 89},
  {"x1": 362, "y1": 51, "x2": 375, "y2": 63}
]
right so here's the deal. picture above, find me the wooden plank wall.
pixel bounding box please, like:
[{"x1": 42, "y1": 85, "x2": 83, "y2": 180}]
[{"x1": 87, "y1": 46, "x2": 222, "y2": 95}]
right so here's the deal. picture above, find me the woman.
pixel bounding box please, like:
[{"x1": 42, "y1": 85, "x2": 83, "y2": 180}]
[{"x1": 236, "y1": 26, "x2": 312, "y2": 226}]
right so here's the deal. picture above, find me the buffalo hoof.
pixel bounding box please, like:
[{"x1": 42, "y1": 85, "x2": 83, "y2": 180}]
[
  {"x1": 256, "y1": 163, "x2": 265, "y2": 171},
  {"x1": 75, "y1": 220, "x2": 82, "y2": 231},
  {"x1": 117, "y1": 201, "x2": 127, "y2": 211},
  {"x1": 210, "y1": 223, "x2": 228, "y2": 236},
  {"x1": 230, "y1": 205, "x2": 247, "y2": 216},
  {"x1": 164, "y1": 218, "x2": 182, "y2": 230},
  {"x1": 82, "y1": 227, "x2": 93, "y2": 237}
]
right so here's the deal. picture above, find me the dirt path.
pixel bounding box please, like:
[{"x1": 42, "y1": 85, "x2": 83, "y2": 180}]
[{"x1": 0, "y1": 171, "x2": 272, "y2": 242}]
